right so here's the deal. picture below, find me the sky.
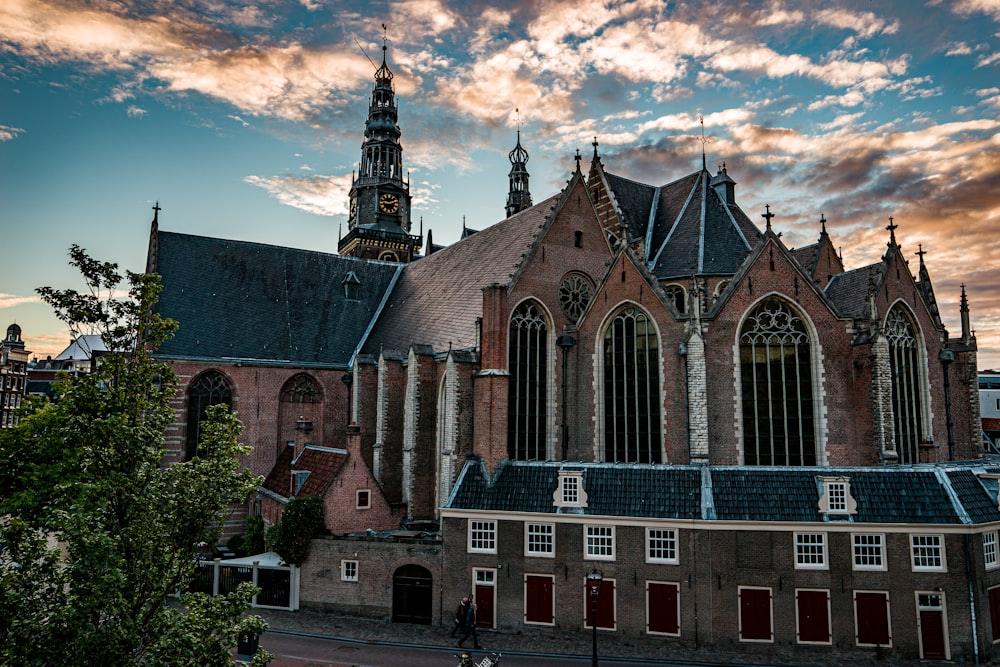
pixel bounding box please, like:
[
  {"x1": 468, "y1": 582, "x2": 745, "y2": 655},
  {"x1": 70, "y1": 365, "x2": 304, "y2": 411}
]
[{"x1": 1, "y1": 0, "x2": 999, "y2": 371}]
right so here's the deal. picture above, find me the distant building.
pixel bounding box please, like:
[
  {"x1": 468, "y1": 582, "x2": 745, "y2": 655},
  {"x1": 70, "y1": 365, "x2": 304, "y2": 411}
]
[
  {"x1": 0, "y1": 323, "x2": 30, "y2": 427},
  {"x1": 983, "y1": 371, "x2": 1000, "y2": 451}
]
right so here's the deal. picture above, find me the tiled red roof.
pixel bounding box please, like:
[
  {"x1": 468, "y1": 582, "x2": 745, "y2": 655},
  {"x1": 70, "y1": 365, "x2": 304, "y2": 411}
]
[{"x1": 262, "y1": 443, "x2": 347, "y2": 499}]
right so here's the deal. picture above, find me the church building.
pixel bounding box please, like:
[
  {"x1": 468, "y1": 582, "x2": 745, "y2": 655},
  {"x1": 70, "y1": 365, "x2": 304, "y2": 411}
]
[{"x1": 146, "y1": 45, "x2": 998, "y2": 662}]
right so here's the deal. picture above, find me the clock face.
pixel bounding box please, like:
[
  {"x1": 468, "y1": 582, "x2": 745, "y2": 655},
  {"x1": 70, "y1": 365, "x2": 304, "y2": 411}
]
[{"x1": 379, "y1": 193, "x2": 399, "y2": 214}]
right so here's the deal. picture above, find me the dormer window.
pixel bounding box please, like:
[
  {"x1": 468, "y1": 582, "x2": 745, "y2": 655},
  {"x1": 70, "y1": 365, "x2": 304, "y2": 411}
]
[
  {"x1": 342, "y1": 271, "x2": 361, "y2": 301},
  {"x1": 818, "y1": 477, "x2": 856, "y2": 515},
  {"x1": 553, "y1": 470, "x2": 588, "y2": 508},
  {"x1": 292, "y1": 470, "x2": 310, "y2": 496}
]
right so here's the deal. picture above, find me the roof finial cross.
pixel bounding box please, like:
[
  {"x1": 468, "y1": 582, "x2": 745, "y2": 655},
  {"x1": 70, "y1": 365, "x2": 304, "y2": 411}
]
[
  {"x1": 819, "y1": 213, "x2": 826, "y2": 234},
  {"x1": 592, "y1": 136, "x2": 599, "y2": 159},
  {"x1": 574, "y1": 149, "x2": 581, "y2": 169},
  {"x1": 886, "y1": 215, "x2": 898, "y2": 244},
  {"x1": 916, "y1": 243, "x2": 926, "y2": 263},
  {"x1": 152, "y1": 201, "x2": 161, "y2": 223},
  {"x1": 381, "y1": 23, "x2": 389, "y2": 53},
  {"x1": 762, "y1": 204, "x2": 775, "y2": 231}
]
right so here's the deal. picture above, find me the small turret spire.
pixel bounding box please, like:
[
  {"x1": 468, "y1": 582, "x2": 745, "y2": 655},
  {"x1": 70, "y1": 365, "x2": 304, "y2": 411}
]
[
  {"x1": 505, "y1": 113, "x2": 532, "y2": 218},
  {"x1": 960, "y1": 284, "x2": 972, "y2": 341}
]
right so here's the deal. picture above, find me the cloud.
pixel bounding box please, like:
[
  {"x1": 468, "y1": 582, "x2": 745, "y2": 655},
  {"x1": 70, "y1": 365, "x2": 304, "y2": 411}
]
[
  {"x1": 0, "y1": 293, "x2": 42, "y2": 308},
  {"x1": 0, "y1": 125, "x2": 25, "y2": 141},
  {"x1": 126, "y1": 105, "x2": 146, "y2": 118},
  {"x1": 943, "y1": 0, "x2": 1000, "y2": 21},
  {"x1": 244, "y1": 172, "x2": 353, "y2": 216}
]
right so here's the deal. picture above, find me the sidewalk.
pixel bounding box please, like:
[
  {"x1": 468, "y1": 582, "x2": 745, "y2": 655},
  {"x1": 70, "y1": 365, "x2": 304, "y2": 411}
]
[{"x1": 254, "y1": 607, "x2": 901, "y2": 666}]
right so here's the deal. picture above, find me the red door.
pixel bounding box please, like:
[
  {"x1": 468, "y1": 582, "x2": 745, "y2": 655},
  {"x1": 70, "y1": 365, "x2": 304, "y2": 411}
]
[
  {"x1": 475, "y1": 584, "x2": 494, "y2": 628},
  {"x1": 796, "y1": 590, "x2": 830, "y2": 643},
  {"x1": 647, "y1": 582, "x2": 679, "y2": 635},
  {"x1": 920, "y1": 610, "x2": 946, "y2": 659},
  {"x1": 855, "y1": 591, "x2": 891, "y2": 646},
  {"x1": 739, "y1": 587, "x2": 772, "y2": 641},
  {"x1": 525, "y1": 575, "x2": 554, "y2": 624},
  {"x1": 917, "y1": 593, "x2": 947, "y2": 660},
  {"x1": 584, "y1": 579, "x2": 616, "y2": 629}
]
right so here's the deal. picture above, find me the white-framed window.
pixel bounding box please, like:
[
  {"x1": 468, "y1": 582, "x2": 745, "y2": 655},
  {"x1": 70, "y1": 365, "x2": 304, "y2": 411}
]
[
  {"x1": 356, "y1": 489, "x2": 371, "y2": 509},
  {"x1": 911, "y1": 534, "x2": 946, "y2": 571},
  {"x1": 818, "y1": 476, "x2": 856, "y2": 515},
  {"x1": 985, "y1": 531, "x2": 999, "y2": 570},
  {"x1": 585, "y1": 525, "x2": 615, "y2": 560},
  {"x1": 646, "y1": 528, "x2": 678, "y2": 564},
  {"x1": 852, "y1": 533, "x2": 886, "y2": 571},
  {"x1": 553, "y1": 470, "x2": 588, "y2": 508},
  {"x1": 563, "y1": 475, "x2": 579, "y2": 504},
  {"x1": 525, "y1": 522, "x2": 555, "y2": 557},
  {"x1": 794, "y1": 533, "x2": 827, "y2": 569},
  {"x1": 469, "y1": 520, "x2": 497, "y2": 554},
  {"x1": 341, "y1": 559, "x2": 358, "y2": 582},
  {"x1": 827, "y1": 482, "x2": 847, "y2": 511}
]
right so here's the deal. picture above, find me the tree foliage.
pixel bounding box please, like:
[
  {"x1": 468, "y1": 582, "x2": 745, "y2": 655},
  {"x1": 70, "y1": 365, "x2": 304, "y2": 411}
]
[
  {"x1": 266, "y1": 496, "x2": 324, "y2": 566},
  {"x1": 0, "y1": 246, "x2": 271, "y2": 666}
]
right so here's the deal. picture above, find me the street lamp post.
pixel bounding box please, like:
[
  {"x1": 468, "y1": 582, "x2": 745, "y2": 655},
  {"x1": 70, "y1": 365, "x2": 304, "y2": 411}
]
[{"x1": 587, "y1": 568, "x2": 603, "y2": 667}]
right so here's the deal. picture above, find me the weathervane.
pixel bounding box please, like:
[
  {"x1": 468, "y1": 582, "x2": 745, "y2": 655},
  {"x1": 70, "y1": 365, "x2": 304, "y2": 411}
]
[{"x1": 699, "y1": 115, "x2": 715, "y2": 169}]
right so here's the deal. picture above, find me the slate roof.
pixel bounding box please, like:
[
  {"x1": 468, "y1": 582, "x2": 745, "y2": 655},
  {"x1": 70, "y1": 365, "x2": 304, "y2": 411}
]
[
  {"x1": 825, "y1": 263, "x2": 880, "y2": 319},
  {"x1": 449, "y1": 461, "x2": 702, "y2": 519},
  {"x1": 261, "y1": 443, "x2": 348, "y2": 500},
  {"x1": 447, "y1": 460, "x2": 1000, "y2": 526},
  {"x1": 603, "y1": 172, "x2": 656, "y2": 243},
  {"x1": 603, "y1": 169, "x2": 761, "y2": 280},
  {"x1": 152, "y1": 231, "x2": 401, "y2": 367},
  {"x1": 792, "y1": 243, "x2": 819, "y2": 275},
  {"x1": 362, "y1": 193, "x2": 559, "y2": 355}
]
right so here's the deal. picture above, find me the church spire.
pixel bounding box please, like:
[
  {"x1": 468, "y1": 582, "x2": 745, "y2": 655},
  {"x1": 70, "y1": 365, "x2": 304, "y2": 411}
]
[
  {"x1": 505, "y1": 111, "x2": 532, "y2": 218},
  {"x1": 340, "y1": 28, "x2": 421, "y2": 262}
]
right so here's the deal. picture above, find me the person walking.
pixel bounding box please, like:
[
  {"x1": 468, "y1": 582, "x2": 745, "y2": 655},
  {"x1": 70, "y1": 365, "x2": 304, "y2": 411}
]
[
  {"x1": 456, "y1": 594, "x2": 482, "y2": 649},
  {"x1": 450, "y1": 595, "x2": 469, "y2": 638}
]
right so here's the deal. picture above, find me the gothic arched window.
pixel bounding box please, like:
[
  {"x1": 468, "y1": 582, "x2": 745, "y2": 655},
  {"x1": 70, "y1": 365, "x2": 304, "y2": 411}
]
[
  {"x1": 663, "y1": 284, "x2": 687, "y2": 314},
  {"x1": 886, "y1": 306, "x2": 925, "y2": 463},
  {"x1": 739, "y1": 298, "x2": 816, "y2": 465},
  {"x1": 508, "y1": 301, "x2": 549, "y2": 460},
  {"x1": 603, "y1": 306, "x2": 662, "y2": 463},
  {"x1": 280, "y1": 374, "x2": 322, "y2": 404},
  {"x1": 186, "y1": 370, "x2": 232, "y2": 461}
]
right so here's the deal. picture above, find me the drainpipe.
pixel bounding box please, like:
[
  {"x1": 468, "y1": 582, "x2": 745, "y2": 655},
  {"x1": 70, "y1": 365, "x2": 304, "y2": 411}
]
[{"x1": 964, "y1": 534, "x2": 980, "y2": 664}]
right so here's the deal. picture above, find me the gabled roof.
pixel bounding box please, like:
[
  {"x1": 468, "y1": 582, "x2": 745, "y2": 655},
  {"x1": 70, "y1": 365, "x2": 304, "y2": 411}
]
[
  {"x1": 362, "y1": 193, "x2": 559, "y2": 355},
  {"x1": 447, "y1": 460, "x2": 1000, "y2": 526},
  {"x1": 261, "y1": 443, "x2": 348, "y2": 500},
  {"x1": 152, "y1": 231, "x2": 401, "y2": 367},
  {"x1": 602, "y1": 168, "x2": 761, "y2": 280}
]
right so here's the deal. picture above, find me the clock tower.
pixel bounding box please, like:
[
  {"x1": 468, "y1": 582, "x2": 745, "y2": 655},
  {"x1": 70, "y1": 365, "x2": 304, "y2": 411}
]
[{"x1": 339, "y1": 37, "x2": 422, "y2": 262}]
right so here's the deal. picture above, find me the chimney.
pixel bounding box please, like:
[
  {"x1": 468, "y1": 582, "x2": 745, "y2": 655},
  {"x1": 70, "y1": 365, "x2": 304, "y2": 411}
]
[{"x1": 294, "y1": 416, "x2": 313, "y2": 462}]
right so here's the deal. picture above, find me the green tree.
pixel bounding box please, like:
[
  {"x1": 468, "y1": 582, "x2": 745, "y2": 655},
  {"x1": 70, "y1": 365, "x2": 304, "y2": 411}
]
[
  {"x1": 266, "y1": 496, "x2": 324, "y2": 566},
  {"x1": 0, "y1": 246, "x2": 271, "y2": 666}
]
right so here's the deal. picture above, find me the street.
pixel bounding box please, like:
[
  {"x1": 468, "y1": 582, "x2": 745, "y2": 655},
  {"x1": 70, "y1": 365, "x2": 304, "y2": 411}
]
[{"x1": 261, "y1": 630, "x2": 760, "y2": 667}]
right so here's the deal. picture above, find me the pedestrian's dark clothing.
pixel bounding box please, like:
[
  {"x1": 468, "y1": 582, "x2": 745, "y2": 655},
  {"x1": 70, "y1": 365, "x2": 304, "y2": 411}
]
[
  {"x1": 457, "y1": 603, "x2": 481, "y2": 649},
  {"x1": 450, "y1": 599, "x2": 469, "y2": 638}
]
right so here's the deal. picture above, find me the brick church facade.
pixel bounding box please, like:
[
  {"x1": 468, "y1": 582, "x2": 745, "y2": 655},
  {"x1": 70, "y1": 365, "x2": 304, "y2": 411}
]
[{"x1": 146, "y1": 47, "x2": 998, "y2": 662}]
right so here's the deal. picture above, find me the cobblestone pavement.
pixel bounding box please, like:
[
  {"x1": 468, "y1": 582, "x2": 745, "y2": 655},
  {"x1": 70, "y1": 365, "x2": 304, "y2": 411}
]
[{"x1": 255, "y1": 607, "x2": 908, "y2": 666}]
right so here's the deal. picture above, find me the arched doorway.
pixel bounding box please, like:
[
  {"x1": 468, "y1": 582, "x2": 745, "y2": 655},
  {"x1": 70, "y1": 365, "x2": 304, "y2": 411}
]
[{"x1": 392, "y1": 564, "x2": 433, "y2": 624}]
